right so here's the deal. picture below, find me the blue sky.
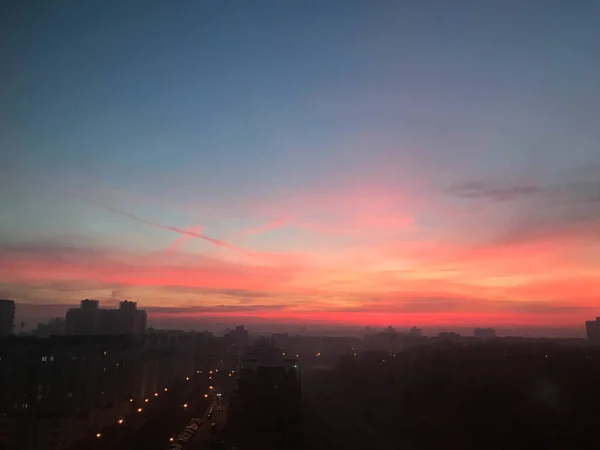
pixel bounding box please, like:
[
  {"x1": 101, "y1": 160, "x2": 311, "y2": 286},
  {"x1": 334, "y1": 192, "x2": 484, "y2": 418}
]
[{"x1": 2, "y1": 1, "x2": 600, "y2": 333}]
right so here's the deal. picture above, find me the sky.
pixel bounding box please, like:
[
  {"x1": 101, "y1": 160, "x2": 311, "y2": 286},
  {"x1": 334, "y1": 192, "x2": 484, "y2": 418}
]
[{"x1": 1, "y1": 0, "x2": 600, "y2": 335}]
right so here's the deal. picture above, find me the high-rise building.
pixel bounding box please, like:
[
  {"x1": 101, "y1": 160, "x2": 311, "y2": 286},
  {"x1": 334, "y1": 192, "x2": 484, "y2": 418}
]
[
  {"x1": 0, "y1": 332, "x2": 195, "y2": 450},
  {"x1": 111, "y1": 301, "x2": 147, "y2": 335},
  {"x1": 474, "y1": 328, "x2": 496, "y2": 339},
  {"x1": 65, "y1": 300, "x2": 147, "y2": 335},
  {"x1": 0, "y1": 300, "x2": 15, "y2": 336},
  {"x1": 585, "y1": 318, "x2": 600, "y2": 343},
  {"x1": 229, "y1": 343, "x2": 302, "y2": 450}
]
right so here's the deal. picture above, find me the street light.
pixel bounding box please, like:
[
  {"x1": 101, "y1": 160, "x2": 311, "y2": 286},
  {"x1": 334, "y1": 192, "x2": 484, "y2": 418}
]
[
  {"x1": 186, "y1": 377, "x2": 190, "y2": 381},
  {"x1": 137, "y1": 408, "x2": 143, "y2": 413},
  {"x1": 118, "y1": 419, "x2": 124, "y2": 424},
  {"x1": 204, "y1": 394, "x2": 208, "y2": 398},
  {"x1": 169, "y1": 437, "x2": 174, "y2": 442},
  {"x1": 96, "y1": 433, "x2": 102, "y2": 439},
  {"x1": 164, "y1": 388, "x2": 168, "y2": 392},
  {"x1": 144, "y1": 399, "x2": 149, "y2": 403},
  {"x1": 183, "y1": 403, "x2": 188, "y2": 408},
  {"x1": 154, "y1": 393, "x2": 158, "y2": 396}
]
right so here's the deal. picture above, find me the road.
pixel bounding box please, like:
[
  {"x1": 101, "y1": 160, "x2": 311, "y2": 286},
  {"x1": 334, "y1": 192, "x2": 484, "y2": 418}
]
[{"x1": 188, "y1": 395, "x2": 229, "y2": 449}]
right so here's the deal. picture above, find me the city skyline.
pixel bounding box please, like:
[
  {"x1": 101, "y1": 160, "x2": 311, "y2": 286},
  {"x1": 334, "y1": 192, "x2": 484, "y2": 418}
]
[{"x1": 2, "y1": 1, "x2": 600, "y2": 332}]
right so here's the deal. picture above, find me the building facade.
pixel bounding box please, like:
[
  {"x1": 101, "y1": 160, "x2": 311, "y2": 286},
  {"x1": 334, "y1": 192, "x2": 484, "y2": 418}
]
[
  {"x1": 65, "y1": 300, "x2": 147, "y2": 335},
  {"x1": 229, "y1": 343, "x2": 302, "y2": 450},
  {"x1": 586, "y1": 318, "x2": 600, "y2": 343},
  {"x1": 0, "y1": 332, "x2": 197, "y2": 450},
  {"x1": 474, "y1": 328, "x2": 496, "y2": 339},
  {"x1": 0, "y1": 300, "x2": 15, "y2": 336}
]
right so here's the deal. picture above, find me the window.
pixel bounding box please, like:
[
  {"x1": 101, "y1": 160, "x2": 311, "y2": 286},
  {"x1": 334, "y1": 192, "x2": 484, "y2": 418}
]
[
  {"x1": 49, "y1": 356, "x2": 54, "y2": 362},
  {"x1": 41, "y1": 356, "x2": 48, "y2": 362}
]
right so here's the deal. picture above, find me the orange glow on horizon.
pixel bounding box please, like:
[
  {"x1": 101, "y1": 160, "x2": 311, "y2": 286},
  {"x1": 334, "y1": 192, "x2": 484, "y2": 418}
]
[{"x1": 1, "y1": 182, "x2": 599, "y2": 331}]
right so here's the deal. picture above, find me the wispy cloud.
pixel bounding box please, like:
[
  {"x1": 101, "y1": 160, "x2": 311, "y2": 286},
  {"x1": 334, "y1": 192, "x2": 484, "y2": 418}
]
[
  {"x1": 240, "y1": 218, "x2": 292, "y2": 236},
  {"x1": 448, "y1": 181, "x2": 540, "y2": 202}
]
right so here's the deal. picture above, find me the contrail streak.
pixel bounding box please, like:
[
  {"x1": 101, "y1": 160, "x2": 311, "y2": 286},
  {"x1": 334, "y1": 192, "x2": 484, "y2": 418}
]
[
  {"x1": 168, "y1": 225, "x2": 203, "y2": 253},
  {"x1": 78, "y1": 197, "x2": 251, "y2": 255}
]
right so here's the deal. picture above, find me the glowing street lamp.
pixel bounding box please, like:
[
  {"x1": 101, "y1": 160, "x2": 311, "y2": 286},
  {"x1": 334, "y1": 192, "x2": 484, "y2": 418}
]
[
  {"x1": 169, "y1": 437, "x2": 174, "y2": 442},
  {"x1": 154, "y1": 393, "x2": 158, "y2": 397},
  {"x1": 164, "y1": 388, "x2": 168, "y2": 392},
  {"x1": 96, "y1": 433, "x2": 102, "y2": 438},
  {"x1": 204, "y1": 394, "x2": 208, "y2": 398},
  {"x1": 144, "y1": 398, "x2": 149, "y2": 403},
  {"x1": 183, "y1": 403, "x2": 188, "y2": 408},
  {"x1": 137, "y1": 408, "x2": 143, "y2": 413}
]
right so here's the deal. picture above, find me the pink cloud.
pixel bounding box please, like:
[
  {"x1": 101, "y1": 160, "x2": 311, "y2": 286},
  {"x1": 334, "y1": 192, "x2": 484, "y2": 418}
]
[{"x1": 239, "y1": 218, "x2": 292, "y2": 236}]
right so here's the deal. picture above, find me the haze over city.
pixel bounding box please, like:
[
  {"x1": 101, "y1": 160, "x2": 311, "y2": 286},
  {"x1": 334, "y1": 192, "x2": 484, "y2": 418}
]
[{"x1": 2, "y1": 0, "x2": 599, "y2": 335}]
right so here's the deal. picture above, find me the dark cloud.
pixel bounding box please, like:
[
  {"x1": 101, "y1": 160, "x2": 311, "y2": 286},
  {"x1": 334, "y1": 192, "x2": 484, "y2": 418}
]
[
  {"x1": 145, "y1": 304, "x2": 289, "y2": 315},
  {"x1": 489, "y1": 301, "x2": 593, "y2": 315},
  {"x1": 448, "y1": 166, "x2": 600, "y2": 245},
  {"x1": 449, "y1": 181, "x2": 540, "y2": 202},
  {"x1": 325, "y1": 294, "x2": 598, "y2": 316}
]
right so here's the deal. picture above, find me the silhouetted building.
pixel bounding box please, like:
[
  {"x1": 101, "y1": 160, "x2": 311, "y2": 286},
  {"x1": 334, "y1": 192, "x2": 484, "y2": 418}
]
[
  {"x1": 0, "y1": 335, "x2": 142, "y2": 450},
  {"x1": 0, "y1": 332, "x2": 198, "y2": 450},
  {"x1": 409, "y1": 326, "x2": 422, "y2": 338},
  {"x1": 112, "y1": 301, "x2": 147, "y2": 335},
  {"x1": 586, "y1": 318, "x2": 600, "y2": 343},
  {"x1": 438, "y1": 332, "x2": 461, "y2": 341},
  {"x1": 31, "y1": 318, "x2": 66, "y2": 338},
  {"x1": 65, "y1": 300, "x2": 147, "y2": 335},
  {"x1": 0, "y1": 300, "x2": 15, "y2": 336},
  {"x1": 229, "y1": 343, "x2": 302, "y2": 450},
  {"x1": 474, "y1": 327, "x2": 496, "y2": 339},
  {"x1": 226, "y1": 325, "x2": 250, "y2": 347}
]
